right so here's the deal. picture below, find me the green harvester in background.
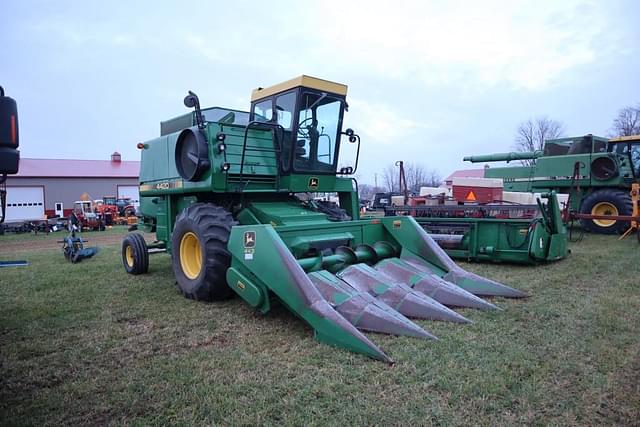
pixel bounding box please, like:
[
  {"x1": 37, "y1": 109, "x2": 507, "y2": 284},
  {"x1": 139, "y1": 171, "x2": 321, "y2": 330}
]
[
  {"x1": 465, "y1": 134, "x2": 640, "y2": 234},
  {"x1": 122, "y1": 76, "x2": 527, "y2": 363}
]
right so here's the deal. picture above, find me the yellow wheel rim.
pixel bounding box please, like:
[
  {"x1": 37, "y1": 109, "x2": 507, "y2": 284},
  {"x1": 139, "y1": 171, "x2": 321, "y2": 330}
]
[
  {"x1": 592, "y1": 202, "x2": 618, "y2": 227},
  {"x1": 180, "y1": 232, "x2": 202, "y2": 279},
  {"x1": 125, "y1": 245, "x2": 134, "y2": 267}
]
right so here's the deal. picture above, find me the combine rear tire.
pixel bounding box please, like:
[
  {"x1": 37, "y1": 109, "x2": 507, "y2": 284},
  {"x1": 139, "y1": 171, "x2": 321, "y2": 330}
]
[
  {"x1": 122, "y1": 233, "x2": 149, "y2": 274},
  {"x1": 580, "y1": 189, "x2": 631, "y2": 234},
  {"x1": 171, "y1": 203, "x2": 234, "y2": 301}
]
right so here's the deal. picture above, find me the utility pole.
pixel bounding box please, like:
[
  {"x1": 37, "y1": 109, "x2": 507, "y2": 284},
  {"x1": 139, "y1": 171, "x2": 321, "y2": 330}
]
[{"x1": 374, "y1": 173, "x2": 378, "y2": 189}]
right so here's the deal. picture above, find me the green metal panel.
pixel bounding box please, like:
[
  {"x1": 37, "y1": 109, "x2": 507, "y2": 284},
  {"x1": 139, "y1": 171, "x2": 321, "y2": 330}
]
[
  {"x1": 155, "y1": 197, "x2": 168, "y2": 242},
  {"x1": 226, "y1": 223, "x2": 394, "y2": 362},
  {"x1": 418, "y1": 218, "x2": 543, "y2": 264},
  {"x1": 226, "y1": 267, "x2": 267, "y2": 309}
]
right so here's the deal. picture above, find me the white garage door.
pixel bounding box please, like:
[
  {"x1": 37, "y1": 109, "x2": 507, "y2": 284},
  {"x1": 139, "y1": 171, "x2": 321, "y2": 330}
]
[
  {"x1": 4, "y1": 186, "x2": 45, "y2": 222},
  {"x1": 118, "y1": 185, "x2": 139, "y2": 203}
]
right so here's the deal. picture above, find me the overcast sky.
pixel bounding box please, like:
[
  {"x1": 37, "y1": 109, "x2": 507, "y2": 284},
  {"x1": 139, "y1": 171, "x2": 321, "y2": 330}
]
[{"x1": 2, "y1": 0, "x2": 639, "y2": 185}]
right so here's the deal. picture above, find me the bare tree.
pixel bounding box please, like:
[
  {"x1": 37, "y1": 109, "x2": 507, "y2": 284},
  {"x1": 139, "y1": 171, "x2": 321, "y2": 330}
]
[
  {"x1": 610, "y1": 104, "x2": 640, "y2": 137},
  {"x1": 381, "y1": 162, "x2": 441, "y2": 193},
  {"x1": 358, "y1": 183, "x2": 379, "y2": 202},
  {"x1": 382, "y1": 164, "x2": 398, "y2": 192},
  {"x1": 404, "y1": 163, "x2": 424, "y2": 192},
  {"x1": 514, "y1": 117, "x2": 565, "y2": 166},
  {"x1": 426, "y1": 169, "x2": 442, "y2": 187}
]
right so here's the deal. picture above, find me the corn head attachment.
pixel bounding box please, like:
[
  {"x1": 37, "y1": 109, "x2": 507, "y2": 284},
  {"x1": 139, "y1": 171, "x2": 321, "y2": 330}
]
[
  {"x1": 225, "y1": 212, "x2": 524, "y2": 362},
  {"x1": 123, "y1": 76, "x2": 527, "y2": 363},
  {"x1": 336, "y1": 264, "x2": 472, "y2": 323}
]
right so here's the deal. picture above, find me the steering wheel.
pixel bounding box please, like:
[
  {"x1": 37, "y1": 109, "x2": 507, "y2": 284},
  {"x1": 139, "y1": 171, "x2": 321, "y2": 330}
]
[{"x1": 297, "y1": 117, "x2": 315, "y2": 138}]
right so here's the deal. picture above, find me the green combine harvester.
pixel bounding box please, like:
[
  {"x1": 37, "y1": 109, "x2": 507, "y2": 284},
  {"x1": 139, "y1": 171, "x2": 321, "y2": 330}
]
[
  {"x1": 122, "y1": 76, "x2": 526, "y2": 362},
  {"x1": 465, "y1": 134, "x2": 640, "y2": 234}
]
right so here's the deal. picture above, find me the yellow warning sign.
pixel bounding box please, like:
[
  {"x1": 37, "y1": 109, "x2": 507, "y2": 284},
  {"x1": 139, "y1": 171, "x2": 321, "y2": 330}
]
[{"x1": 466, "y1": 190, "x2": 477, "y2": 201}]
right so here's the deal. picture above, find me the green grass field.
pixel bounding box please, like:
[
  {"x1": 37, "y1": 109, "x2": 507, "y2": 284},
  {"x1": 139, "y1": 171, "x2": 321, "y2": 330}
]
[{"x1": 1, "y1": 230, "x2": 638, "y2": 425}]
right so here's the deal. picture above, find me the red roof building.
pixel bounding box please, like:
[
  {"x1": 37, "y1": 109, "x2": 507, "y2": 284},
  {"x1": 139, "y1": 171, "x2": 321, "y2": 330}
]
[
  {"x1": 4, "y1": 153, "x2": 140, "y2": 222},
  {"x1": 443, "y1": 168, "x2": 485, "y2": 186},
  {"x1": 14, "y1": 156, "x2": 139, "y2": 178}
]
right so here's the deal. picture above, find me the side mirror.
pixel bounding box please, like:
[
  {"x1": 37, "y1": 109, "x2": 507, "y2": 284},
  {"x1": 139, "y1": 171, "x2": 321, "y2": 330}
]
[
  {"x1": 183, "y1": 90, "x2": 205, "y2": 130},
  {"x1": 183, "y1": 92, "x2": 198, "y2": 108},
  {"x1": 0, "y1": 85, "x2": 19, "y2": 148},
  {"x1": 337, "y1": 128, "x2": 361, "y2": 175},
  {"x1": 0, "y1": 86, "x2": 20, "y2": 179}
]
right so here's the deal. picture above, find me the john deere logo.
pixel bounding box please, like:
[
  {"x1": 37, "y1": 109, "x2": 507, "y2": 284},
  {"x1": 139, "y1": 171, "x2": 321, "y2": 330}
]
[
  {"x1": 308, "y1": 177, "x2": 319, "y2": 190},
  {"x1": 243, "y1": 231, "x2": 256, "y2": 248}
]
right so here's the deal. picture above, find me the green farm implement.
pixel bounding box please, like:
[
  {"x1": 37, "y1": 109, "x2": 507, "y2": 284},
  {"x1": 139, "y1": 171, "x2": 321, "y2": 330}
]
[
  {"x1": 465, "y1": 134, "x2": 640, "y2": 234},
  {"x1": 385, "y1": 192, "x2": 568, "y2": 264},
  {"x1": 122, "y1": 76, "x2": 526, "y2": 362}
]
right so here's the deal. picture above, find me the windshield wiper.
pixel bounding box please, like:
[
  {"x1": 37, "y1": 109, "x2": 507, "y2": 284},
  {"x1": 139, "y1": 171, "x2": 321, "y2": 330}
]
[{"x1": 308, "y1": 92, "x2": 328, "y2": 110}]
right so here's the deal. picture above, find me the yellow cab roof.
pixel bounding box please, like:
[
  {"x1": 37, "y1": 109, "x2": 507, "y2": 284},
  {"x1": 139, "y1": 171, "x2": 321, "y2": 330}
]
[{"x1": 251, "y1": 75, "x2": 347, "y2": 102}]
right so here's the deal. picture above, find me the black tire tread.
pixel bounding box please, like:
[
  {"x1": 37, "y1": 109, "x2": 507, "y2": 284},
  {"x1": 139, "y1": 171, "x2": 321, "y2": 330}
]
[
  {"x1": 171, "y1": 203, "x2": 234, "y2": 301},
  {"x1": 122, "y1": 233, "x2": 149, "y2": 274},
  {"x1": 579, "y1": 188, "x2": 632, "y2": 234}
]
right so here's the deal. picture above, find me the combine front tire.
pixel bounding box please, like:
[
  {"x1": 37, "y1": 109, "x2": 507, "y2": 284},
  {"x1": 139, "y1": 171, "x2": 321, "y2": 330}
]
[
  {"x1": 171, "y1": 203, "x2": 234, "y2": 301},
  {"x1": 122, "y1": 233, "x2": 149, "y2": 274},
  {"x1": 580, "y1": 189, "x2": 631, "y2": 234}
]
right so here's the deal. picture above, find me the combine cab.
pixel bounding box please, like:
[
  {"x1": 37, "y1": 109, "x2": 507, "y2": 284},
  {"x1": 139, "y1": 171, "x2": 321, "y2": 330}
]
[{"x1": 122, "y1": 76, "x2": 527, "y2": 362}]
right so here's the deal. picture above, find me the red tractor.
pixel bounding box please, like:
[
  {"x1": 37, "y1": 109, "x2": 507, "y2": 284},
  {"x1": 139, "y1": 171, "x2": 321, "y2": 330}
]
[
  {"x1": 95, "y1": 197, "x2": 121, "y2": 225},
  {"x1": 70, "y1": 200, "x2": 105, "y2": 231},
  {"x1": 103, "y1": 196, "x2": 136, "y2": 217}
]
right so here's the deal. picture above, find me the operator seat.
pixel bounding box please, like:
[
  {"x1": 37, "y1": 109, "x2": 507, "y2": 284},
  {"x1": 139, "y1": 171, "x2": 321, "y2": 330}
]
[{"x1": 296, "y1": 139, "x2": 307, "y2": 156}]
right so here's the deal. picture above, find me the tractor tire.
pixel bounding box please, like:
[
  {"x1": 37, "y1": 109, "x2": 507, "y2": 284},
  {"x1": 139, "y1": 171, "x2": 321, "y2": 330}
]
[
  {"x1": 171, "y1": 203, "x2": 234, "y2": 301},
  {"x1": 579, "y1": 189, "x2": 631, "y2": 234},
  {"x1": 122, "y1": 233, "x2": 149, "y2": 274}
]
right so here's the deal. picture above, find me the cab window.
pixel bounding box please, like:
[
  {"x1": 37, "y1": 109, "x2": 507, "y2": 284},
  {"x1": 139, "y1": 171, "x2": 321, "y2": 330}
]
[
  {"x1": 592, "y1": 140, "x2": 607, "y2": 153},
  {"x1": 632, "y1": 144, "x2": 640, "y2": 176},
  {"x1": 253, "y1": 99, "x2": 273, "y2": 122},
  {"x1": 294, "y1": 92, "x2": 342, "y2": 173},
  {"x1": 275, "y1": 92, "x2": 295, "y2": 129},
  {"x1": 567, "y1": 139, "x2": 592, "y2": 155}
]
